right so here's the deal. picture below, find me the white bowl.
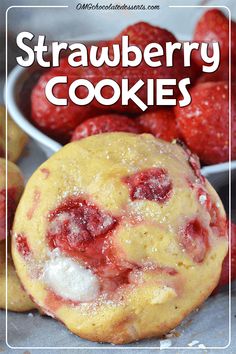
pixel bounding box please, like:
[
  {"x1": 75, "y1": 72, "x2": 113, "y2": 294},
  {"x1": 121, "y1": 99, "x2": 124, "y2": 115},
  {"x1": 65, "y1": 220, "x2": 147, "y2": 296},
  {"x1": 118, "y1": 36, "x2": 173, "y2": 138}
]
[{"x1": 5, "y1": 40, "x2": 236, "y2": 175}]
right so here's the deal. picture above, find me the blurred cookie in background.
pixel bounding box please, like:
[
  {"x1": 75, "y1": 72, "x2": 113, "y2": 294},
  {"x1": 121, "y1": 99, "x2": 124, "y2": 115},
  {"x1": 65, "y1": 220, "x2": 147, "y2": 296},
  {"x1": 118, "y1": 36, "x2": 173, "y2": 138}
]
[
  {"x1": 0, "y1": 240, "x2": 35, "y2": 312},
  {"x1": 0, "y1": 105, "x2": 28, "y2": 162}
]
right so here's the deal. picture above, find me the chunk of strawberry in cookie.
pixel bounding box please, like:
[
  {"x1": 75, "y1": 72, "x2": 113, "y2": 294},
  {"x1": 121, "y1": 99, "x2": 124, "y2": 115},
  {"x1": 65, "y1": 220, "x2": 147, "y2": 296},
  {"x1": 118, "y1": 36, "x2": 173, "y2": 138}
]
[
  {"x1": 15, "y1": 234, "x2": 31, "y2": 257},
  {"x1": 123, "y1": 168, "x2": 172, "y2": 203},
  {"x1": 71, "y1": 114, "x2": 141, "y2": 141},
  {"x1": 179, "y1": 219, "x2": 209, "y2": 263},
  {"x1": 47, "y1": 197, "x2": 117, "y2": 250},
  {"x1": 209, "y1": 203, "x2": 227, "y2": 238},
  {"x1": 46, "y1": 196, "x2": 133, "y2": 293},
  {"x1": 194, "y1": 185, "x2": 227, "y2": 238}
]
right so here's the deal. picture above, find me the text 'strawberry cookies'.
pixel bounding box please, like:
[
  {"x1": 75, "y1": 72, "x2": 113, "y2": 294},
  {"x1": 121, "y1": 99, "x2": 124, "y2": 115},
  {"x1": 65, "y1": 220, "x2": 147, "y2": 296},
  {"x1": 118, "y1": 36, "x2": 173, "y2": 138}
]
[
  {"x1": 0, "y1": 240, "x2": 35, "y2": 312},
  {"x1": 12, "y1": 133, "x2": 228, "y2": 344},
  {"x1": 175, "y1": 81, "x2": 236, "y2": 165},
  {"x1": 0, "y1": 158, "x2": 24, "y2": 241},
  {"x1": 71, "y1": 114, "x2": 141, "y2": 141},
  {"x1": 84, "y1": 23, "x2": 196, "y2": 115},
  {"x1": 0, "y1": 105, "x2": 28, "y2": 162},
  {"x1": 137, "y1": 109, "x2": 179, "y2": 142}
]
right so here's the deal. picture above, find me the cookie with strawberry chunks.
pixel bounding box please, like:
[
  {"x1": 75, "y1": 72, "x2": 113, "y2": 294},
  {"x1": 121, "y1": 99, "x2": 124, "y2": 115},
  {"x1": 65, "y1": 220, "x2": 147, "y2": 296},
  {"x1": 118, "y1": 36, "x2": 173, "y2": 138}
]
[
  {"x1": 0, "y1": 158, "x2": 24, "y2": 241},
  {"x1": 0, "y1": 105, "x2": 28, "y2": 162},
  {"x1": 30, "y1": 68, "x2": 97, "y2": 143},
  {"x1": 175, "y1": 81, "x2": 236, "y2": 165},
  {"x1": 71, "y1": 114, "x2": 141, "y2": 141},
  {"x1": 137, "y1": 109, "x2": 179, "y2": 142},
  {"x1": 12, "y1": 133, "x2": 227, "y2": 344},
  {"x1": 0, "y1": 240, "x2": 35, "y2": 312},
  {"x1": 192, "y1": 9, "x2": 236, "y2": 69},
  {"x1": 0, "y1": 160, "x2": 34, "y2": 312}
]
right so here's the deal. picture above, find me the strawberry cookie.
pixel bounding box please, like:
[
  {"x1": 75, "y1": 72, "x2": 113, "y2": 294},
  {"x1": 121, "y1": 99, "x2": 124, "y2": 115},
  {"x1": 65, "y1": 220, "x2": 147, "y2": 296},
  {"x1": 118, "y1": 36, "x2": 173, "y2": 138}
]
[
  {"x1": 0, "y1": 105, "x2": 28, "y2": 162},
  {"x1": 12, "y1": 133, "x2": 228, "y2": 344},
  {"x1": 0, "y1": 158, "x2": 24, "y2": 241},
  {"x1": 0, "y1": 159, "x2": 34, "y2": 311},
  {"x1": 0, "y1": 240, "x2": 35, "y2": 312}
]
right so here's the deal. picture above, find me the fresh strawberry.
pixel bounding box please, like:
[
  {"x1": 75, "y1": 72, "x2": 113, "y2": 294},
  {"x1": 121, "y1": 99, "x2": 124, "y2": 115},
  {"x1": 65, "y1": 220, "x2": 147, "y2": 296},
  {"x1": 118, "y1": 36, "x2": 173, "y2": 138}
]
[
  {"x1": 175, "y1": 81, "x2": 236, "y2": 165},
  {"x1": 213, "y1": 222, "x2": 236, "y2": 293},
  {"x1": 71, "y1": 114, "x2": 141, "y2": 141},
  {"x1": 31, "y1": 69, "x2": 97, "y2": 143},
  {"x1": 115, "y1": 21, "x2": 198, "y2": 81},
  {"x1": 192, "y1": 9, "x2": 236, "y2": 68},
  {"x1": 115, "y1": 21, "x2": 177, "y2": 49},
  {"x1": 137, "y1": 109, "x2": 179, "y2": 142},
  {"x1": 196, "y1": 62, "x2": 226, "y2": 84}
]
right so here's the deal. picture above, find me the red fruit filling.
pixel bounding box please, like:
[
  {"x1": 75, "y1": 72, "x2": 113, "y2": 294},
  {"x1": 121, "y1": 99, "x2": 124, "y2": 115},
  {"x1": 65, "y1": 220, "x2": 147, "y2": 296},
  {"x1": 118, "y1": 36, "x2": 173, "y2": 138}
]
[
  {"x1": 40, "y1": 168, "x2": 50, "y2": 179},
  {"x1": 123, "y1": 168, "x2": 172, "y2": 203},
  {"x1": 209, "y1": 203, "x2": 227, "y2": 238},
  {"x1": 196, "y1": 187, "x2": 227, "y2": 238},
  {"x1": 26, "y1": 189, "x2": 41, "y2": 220},
  {"x1": 197, "y1": 187, "x2": 212, "y2": 210},
  {"x1": 16, "y1": 234, "x2": 31, "y2": 257},
  {"x1": 176, "y1": 139, "x2": 205, "y2": 184},
  {"x1": 179, "y1": 218, "x2": 209, "y2": 263},
  {"x1": 46, "y1": 197, "x2": 132, "y2": 292}
]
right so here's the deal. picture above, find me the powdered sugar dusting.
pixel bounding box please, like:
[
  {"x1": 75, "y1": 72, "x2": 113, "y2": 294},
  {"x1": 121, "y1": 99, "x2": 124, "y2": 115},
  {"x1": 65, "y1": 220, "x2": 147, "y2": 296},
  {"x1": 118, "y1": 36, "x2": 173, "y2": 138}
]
[
  {"x1": 199, "y1": 194, "x2": 207, "y2": 204},
  {"x1": 160, "y1": 339, "x2": 172, "y2": 349}
]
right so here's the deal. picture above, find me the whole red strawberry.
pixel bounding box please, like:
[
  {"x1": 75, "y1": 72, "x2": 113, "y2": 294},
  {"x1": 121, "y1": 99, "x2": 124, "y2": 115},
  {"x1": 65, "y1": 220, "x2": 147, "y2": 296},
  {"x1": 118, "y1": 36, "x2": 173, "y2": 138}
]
[
  {"x1": 71, "y1": 114, "x2": 141, "y2": 141},
  {"x1": 193, "y1": 9, "x2": 236, "y2": 68},
  {"x1": 31, "y1": 69, "x2": 96, "y2": 143},
  {"x1": 196, "y1": 60, "x2": 229, "y2": 84},
  {"x1": 196, "y1": 59, "x2": 236, "y2": 84},
  {"x1": 115, "y1": 21, "x2": 177, "y2": 49},
  {"x1": 175, "y1": 81, "x2": 236, "y2": 165},
  {"x1": 137, "y1": 109, "x2": 179, "y2": 142},
  {"x1": 213, "y1": 222, "x2": 236, "y2": 293}
]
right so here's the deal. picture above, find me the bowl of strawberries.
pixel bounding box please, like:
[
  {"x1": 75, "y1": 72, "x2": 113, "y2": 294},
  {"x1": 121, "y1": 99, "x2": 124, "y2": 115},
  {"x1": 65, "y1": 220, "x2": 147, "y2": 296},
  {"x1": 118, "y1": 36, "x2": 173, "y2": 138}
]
[{"x1": 6, "y1": 8, "x2": 236, "y2": 177}]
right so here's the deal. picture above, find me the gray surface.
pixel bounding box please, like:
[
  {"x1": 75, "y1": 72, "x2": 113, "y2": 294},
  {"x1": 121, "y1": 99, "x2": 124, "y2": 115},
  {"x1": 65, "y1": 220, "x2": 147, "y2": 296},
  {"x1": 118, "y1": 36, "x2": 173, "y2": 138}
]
[{"x1": 0, "y1": 284, "x2": 235, "y2": 353}]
